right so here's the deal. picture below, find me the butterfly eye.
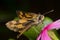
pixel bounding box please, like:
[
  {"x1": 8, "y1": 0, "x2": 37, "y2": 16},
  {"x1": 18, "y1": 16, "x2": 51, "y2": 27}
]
[
  {"x1": 39, "y1": 16, "x2": 41, "y2": 20},
  {"x1": 37, "y1": 15, "x2": 44, "y2": 23}
]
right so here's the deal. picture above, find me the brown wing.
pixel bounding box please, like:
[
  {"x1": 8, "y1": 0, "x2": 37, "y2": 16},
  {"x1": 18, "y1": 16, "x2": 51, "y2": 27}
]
[
  {"x1": 16, "y1": 11, "x2": 38, "y2": 20},
  {"x1": 16, "y1": 11, "x2": 25, "y2": 19},
  {"x1": 16, "y1": 11, "x2": 31, "y2": 19}
]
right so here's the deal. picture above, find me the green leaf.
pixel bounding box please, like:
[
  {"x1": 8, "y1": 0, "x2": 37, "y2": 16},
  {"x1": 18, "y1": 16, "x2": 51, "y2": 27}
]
[{"x1": 23, "y1": 17, "x2": 53, "y2": 40}]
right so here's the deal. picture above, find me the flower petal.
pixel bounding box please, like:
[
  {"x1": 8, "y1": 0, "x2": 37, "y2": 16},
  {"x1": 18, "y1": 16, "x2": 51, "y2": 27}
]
[
  {"x1": 37, "y1": 30, "x2": 51, "y2": 40},
  {"x1": 46, "y1": 19, "x2": 60, "y2": 30},
  {"x1": 37, "y1": 19, "x2": 60, "y2": 40}
]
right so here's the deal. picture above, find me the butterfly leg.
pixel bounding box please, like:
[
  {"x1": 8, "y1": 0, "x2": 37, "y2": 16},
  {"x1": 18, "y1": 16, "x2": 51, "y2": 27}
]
[{"x1": 17, "y1": 25, "x2": 31, "y2": 39}]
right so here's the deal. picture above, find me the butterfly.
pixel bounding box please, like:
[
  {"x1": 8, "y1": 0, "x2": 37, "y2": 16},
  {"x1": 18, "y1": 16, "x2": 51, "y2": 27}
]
[{"x1": 5, "y1": 10, "x2": 54, "y2": 38}]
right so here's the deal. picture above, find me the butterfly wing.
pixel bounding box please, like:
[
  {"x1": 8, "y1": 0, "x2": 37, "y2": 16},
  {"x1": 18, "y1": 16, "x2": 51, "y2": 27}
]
[{"x1": 16, "y1": 11, "x2": 39, "y2": 20}]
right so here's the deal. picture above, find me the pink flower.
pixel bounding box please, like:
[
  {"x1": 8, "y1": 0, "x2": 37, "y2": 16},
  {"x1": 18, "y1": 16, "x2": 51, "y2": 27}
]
[{"x1": 37, "y1": 19, "x2": 60, "y2": 40}]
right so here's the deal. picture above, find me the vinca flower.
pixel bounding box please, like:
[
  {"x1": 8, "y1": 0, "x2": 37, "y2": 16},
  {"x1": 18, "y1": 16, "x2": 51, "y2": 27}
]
[{"x1": 37, "y1": 19, "x2": 60, "y2": 40}]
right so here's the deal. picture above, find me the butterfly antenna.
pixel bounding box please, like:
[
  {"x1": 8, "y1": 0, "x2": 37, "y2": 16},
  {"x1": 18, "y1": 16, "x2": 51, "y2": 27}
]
[{"x1": 43, "y1": 10, "x2": 54, "y2": 15}]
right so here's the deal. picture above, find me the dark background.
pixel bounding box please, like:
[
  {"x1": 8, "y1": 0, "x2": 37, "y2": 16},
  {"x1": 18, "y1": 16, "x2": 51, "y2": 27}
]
[{"x1": 0, "y1": 0, "x2": 60, "y2": 40}]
